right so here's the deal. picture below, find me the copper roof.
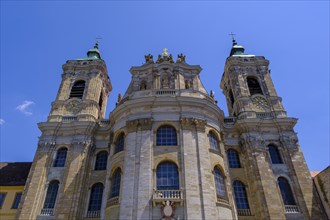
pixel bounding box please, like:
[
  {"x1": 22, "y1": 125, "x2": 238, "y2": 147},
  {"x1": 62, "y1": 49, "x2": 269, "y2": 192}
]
[{"x1": 0, "y1": 162, "x2": 32, "y2": 186}]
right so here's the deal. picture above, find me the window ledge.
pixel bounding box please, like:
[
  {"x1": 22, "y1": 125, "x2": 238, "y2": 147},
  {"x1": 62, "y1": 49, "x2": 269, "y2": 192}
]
[
  {"x1": 271, "y1": 163, "x2": 286, "y2": 166},
  {"x1": 209, "y1": 148, "x2": 223, "y2": 157},
  {"x1": 111, "y1": 150, "x2": 124, "y2": 159},
  {"x1": 107, "y1": 196, "x2": 119, "y2": 207},
  {"x1": 216, "y1": 197, "x2": 231, "y2": 209},
  {"x1": 155, "y1": 145, "x2": 179, "y2": 147}
]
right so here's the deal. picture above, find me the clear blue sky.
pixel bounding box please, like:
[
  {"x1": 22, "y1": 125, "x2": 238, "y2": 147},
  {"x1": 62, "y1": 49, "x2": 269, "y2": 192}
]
[{"x1": 1, "y1": 1, "x2": 329, "y2": 171}]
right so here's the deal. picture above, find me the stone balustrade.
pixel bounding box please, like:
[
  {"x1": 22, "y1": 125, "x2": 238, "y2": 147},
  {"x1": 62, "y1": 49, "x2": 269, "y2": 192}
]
[
  {"x1": 86, "y1": 210, "x2": 100, "y2": 218},
  {"x1": 62, "y1": 116, "x2": 78, "y2": 121},
  {"x1": 285, "y1": 205, "x2": 300, "y2": 213},
  {"x1": 107, "y1": 196, "x2": 119, "y2": 207},
  {"x1": 237, "y1": 208, "x2": 252, "y2": 216},
  {"x1": 155, "y1": 90, "x2": 177, "y2": 96},
  {"x1": 152, "y1": 189, "x2": 183, "y2": 206},
  {"x1": 40, "y1": 208, "x2": 54, "y2": 216}
]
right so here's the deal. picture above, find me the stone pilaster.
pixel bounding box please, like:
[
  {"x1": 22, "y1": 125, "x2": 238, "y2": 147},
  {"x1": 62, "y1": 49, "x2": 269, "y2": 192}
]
[
  {"x1": 241, "y1": 134, "x2": 286, "y2": 220},
  {"x1": 196, "y1": 126, "x2": 218, "y2": 219},
  {"x1": 282, "y1": 134, "x2": 325, "y2": 219},
  {"x1": 180, "y1": 118, "x2": 207, "y2": 219},
  {"x1": 135, "y1": 127, "x2": 153, "y2": 219},
  {"x1": 54, "y1": 140, "x2": 91, "y2": 220},
  {"x1": 17, "y1": 143, "x2": 54, "y2": 220}
]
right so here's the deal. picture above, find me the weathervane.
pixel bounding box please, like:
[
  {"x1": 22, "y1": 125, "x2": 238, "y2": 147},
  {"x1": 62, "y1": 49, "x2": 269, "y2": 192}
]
[
  {"x1": 229, "y1": 32, "x2": 237, "y2": 45},
  {"x1": 95, "y1": 36, "x2": 102, "y2": 49}
]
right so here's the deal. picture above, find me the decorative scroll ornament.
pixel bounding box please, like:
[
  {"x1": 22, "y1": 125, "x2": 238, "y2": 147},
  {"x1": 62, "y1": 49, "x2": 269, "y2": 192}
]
[
  {"x1": 126, "y1": 118, "x2": 153, "y2": 132},
  {"x1": 180, "y1": 118, "x2": 207, "y2": 131},
  {"x1": 160, "y1": 200, "x2": 175, "y2": 220},
  {"x1": 280, "y1": 133, "x2": 298, "y2": 148}
]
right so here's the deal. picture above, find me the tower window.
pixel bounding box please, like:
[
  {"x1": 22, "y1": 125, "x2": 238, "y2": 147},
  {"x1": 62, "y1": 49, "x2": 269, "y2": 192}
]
[
  {"x1": 114, "y1": 133, "x2": 125, "y2": 154},
  {"x1": 88, "y1": 183, "x2": 104, "y2": 212},
  {"x1": 43, "y1": 180, "x2": 59, "y2": 209},
  {"x1": 98, "y1": 92, "x2": 103, "y2": 111},
  {"x1": 209, "y1": 132, "x2": 219, "y2": 151},
  {"x1": 110, "y1": 169, "x2": 121, "y2": 198},
  {"x1": 247, "y1": 77, "x2": 263, "y2": 95},
  {"x1": 278, "y1": 177, "x2": 296, "y2": 205},
  {"x1": 268, "y1": 145, "x2": 283, "y2": 164},
  {"x1": 156, "y1": 162, "x2": 179, "y2": 190},
  {"x1": 53, "y1": 148, "x2": 67, "y2": 167},
  {"x1": 69, "y1": 80, "x2": 85, "y2": 99},
  {"x1": 0, "y1": 193, "x2": 6, "y2": 208},
  {"x1": 229, "y1": 89, "x2": 235, "y2": 108},
  {"x1": 214, "y1": 167, "x2": 227, "y2": 199},
  {"x1": 233, "y1": 180, "x2": 250, "y2": 209},
  {"x1": 140, "y1": 81, "x2": 147, "y2": 90},
  {"x1": 12, "y1": 192, "x2": 22, "y2": 209},
  {"x1": 94, "y1": 151, "x2": 108, "y2": 170},
  {"x1": 156, "y1": 125, "x2": 177, "y2": 146},
  {"x1": 227, "y1": 149, "x2": 241, "y2": 168}
]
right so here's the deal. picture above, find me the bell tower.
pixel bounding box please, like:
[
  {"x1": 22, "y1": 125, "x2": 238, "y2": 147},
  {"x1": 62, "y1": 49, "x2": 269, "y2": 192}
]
[
  {"x1": 220, "y1": 40, "x2": 286, "y2": 119},
  {"x1": 220, "y1": 40, "x2": 326, "y2": 219},
  {"x1": 48, "y1": 43, "x2": 112, "y2": 122}
]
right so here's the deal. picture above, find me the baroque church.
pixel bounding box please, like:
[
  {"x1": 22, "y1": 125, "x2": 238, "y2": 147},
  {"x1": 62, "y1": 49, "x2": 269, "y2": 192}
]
[{"x1": 15, "y1": 41, "x2": 328, "y2": 220}]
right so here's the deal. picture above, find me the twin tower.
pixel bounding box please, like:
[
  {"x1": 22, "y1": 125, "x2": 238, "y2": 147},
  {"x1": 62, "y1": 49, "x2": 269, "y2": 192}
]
[{"x1": 17, "y1": 42, "x2": 326, "y2": 220}]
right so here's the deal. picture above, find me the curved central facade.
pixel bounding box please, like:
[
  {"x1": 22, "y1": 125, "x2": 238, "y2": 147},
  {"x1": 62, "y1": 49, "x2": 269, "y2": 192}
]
[{"x1": 105, "y1": 52, "x2": 232, "y2": 219}]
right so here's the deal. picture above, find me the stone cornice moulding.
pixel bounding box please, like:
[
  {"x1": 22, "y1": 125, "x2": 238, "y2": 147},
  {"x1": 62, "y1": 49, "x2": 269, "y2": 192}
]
[{"x1": 180, "y1": 117, "x2": 207, "y2": 131}]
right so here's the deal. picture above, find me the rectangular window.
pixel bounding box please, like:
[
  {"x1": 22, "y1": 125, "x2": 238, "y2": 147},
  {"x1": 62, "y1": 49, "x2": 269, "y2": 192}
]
[
  {"x1": 12, "y1": 193, "x2": 22, "y2": 209},
  {"x1": 0, "y1": 193, "x2": 6, "y2": 208}
]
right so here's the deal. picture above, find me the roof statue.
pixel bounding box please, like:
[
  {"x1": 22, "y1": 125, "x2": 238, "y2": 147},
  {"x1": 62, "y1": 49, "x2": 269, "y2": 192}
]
[{"x1": 156, "y1": 48, "x2": 174, "y2": 63}]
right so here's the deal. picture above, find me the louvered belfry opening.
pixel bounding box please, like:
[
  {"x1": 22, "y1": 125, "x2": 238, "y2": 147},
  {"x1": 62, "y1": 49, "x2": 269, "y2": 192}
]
[
  {"x1": 70, "y1": 81, "x2": 85, "y2": 99},
  {"x1": 247, "y1": 77, "x2": 263, "y2": 95}
]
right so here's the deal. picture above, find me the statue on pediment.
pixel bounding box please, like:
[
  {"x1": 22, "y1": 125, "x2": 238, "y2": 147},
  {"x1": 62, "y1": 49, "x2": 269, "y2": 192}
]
[
  {"x1": 144, "y1": 54, "x2": 153, "y2": 63},
  {"x1": 177, "y1": 53, "x2": 186, "y2": 63}
]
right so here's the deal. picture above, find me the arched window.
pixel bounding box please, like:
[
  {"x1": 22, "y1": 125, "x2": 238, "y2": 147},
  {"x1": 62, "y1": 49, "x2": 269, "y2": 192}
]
[
  {"x1": 69, "y1": 80, "x2": 85, "y2": 99},
  {"x1": 88, "y1": 183, "x2": 104, "y2": 212},
  {"x1": 268, "y1": 145, "x2": 283, "y2": 164},
  {"x1": 110, "y1": 169, "x2": 121, "y2": 198},
  {"x1": 233, "y1": 180, "x2": 249, "y2": 209},
  {"x1": 209, "y1": 132, "x2": 219, "y2": 151},
  {"x1": 114, "y1": 133, "x2": 124, "y2": 154},
  {"x1": 229, "y1": 89, "x2": 235, "y2": 108},
  {"x1": 53, "y1": 148, "x2": 67, "y2": 167},
  {"x1": 156, "y1": 162, "x2": 179, "y2": 190},
  {"x1": 156, "y1": 125, "x2": 177, "y2": 146},
  {"x1": 214, "y1": 167, "x2": 227, "y2": 199},
  {"x1": 227, "y1": 149, "x2": 241, "y2": 168},
  {"x1": 98, "y1": 92, "x2": 103, "y2": 111},
  {"x1": 247, "y1": 77, "x2": 263, "y2": 95},
  {"x1": 278, "y1": 177, "x2": 296, "y2": 205},
  {"x1": 94, "y1": 151, "x2": 108, "y2": 170},
  {"x1": 43, "y1": 180, "x2": 59, "y2": 209}
]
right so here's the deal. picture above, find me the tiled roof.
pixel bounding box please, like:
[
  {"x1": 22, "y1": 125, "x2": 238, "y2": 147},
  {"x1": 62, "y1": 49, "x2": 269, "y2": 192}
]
[
  {"x1": 310, "y1": 171, "x2": 321, "y2": 178},
  {"x1": 0, "y1": 162, "x2": 32, "y2": 186}
]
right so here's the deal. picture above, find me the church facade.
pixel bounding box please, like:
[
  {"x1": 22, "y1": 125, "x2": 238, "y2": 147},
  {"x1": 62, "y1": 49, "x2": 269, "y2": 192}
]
[{"x1": 16, "y1": 42, "x2": 327, "y2": 220}]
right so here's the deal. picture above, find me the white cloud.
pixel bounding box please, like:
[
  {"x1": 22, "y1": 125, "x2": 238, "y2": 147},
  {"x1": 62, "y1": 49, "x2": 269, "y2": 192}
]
[
  {"x1": 0, "y1": 118, "x2": 4, "y2": 125},
  {"x1": 16, "y1": 100, "x2": 35, "y2": 116}
]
